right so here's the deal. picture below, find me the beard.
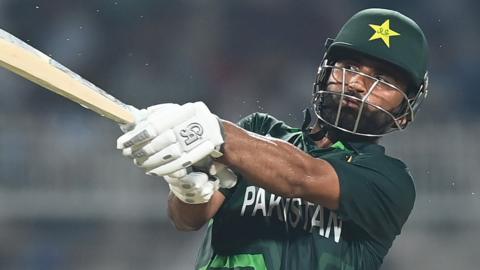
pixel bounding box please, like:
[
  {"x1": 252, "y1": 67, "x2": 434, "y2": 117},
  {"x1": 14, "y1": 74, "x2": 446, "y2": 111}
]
[{"x1": 318, "y1": 90, "x2": 396, "y2": 136}]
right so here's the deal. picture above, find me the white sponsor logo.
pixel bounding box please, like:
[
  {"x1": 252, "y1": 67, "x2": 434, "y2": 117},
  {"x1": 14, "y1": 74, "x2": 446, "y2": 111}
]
[{"x1": 241, "y1": 186, "x2": 343, "y2": 243}]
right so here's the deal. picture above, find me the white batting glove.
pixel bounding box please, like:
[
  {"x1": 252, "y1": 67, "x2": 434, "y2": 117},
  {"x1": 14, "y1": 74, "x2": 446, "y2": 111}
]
[
  {"x1": 118, "y1": 104, "x2": 180, "y2": 133},
  {"x1": 183, "y1": 157, "x2": 238, "y2": 188},
  {"x1": 117, "y1": 102, "x2": 225, "y2": 176},
  {"x1": 165, "y1": 172, "x2": 219, "y2": 204},
  {"x1": 213, "y1": 163, "x2": 237, "y2": 189},
  {"x1": 165, "y1": 159, "x2": 237, "y2": 204}
]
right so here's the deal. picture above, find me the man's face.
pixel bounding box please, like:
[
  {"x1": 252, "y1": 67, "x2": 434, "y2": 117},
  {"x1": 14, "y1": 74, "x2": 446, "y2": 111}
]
[{"x1": 320, "y1": 55, "x2": 410, "y2": 135}]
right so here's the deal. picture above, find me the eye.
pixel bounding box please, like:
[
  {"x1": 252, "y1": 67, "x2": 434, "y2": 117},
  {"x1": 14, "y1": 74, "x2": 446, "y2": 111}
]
[
  {"x1": 375, "y1": 74, "x2": 393, "y2": 84},
  {"x1": 335, "y1": 61, "x2": 358, "y2": 70},
  {"x1": 343, "y1": 63, "x2": 360, "y2": 72}
]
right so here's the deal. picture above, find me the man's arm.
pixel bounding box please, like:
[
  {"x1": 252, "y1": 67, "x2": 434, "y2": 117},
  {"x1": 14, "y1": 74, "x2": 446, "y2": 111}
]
[
  {"x1": 218, "y1": 121, "x2": 340, "y2": 210},
  {"x1": 168, "y1": 191, "x2": 225, "y2": 231},
  {"x1": 116, "y1": 103, "x2": 339, "y2": 224}
]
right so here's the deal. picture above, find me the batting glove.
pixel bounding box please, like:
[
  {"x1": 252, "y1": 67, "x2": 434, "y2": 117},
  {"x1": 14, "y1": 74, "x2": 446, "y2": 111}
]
[
  {"x1": 165, "y1": 172, "x2": 219, "y2": 204},
  {"x1": 117, "y1": 102, "x2": 225, "y2": 176},
  {"x1": 165, "y1": 157, "x2": 237, "y2": 204}
]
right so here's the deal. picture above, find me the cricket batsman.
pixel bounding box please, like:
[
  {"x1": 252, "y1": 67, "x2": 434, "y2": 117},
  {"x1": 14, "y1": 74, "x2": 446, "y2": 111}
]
[{"x1": 117, "y1": 8, "x2": 429, "y2": 270}]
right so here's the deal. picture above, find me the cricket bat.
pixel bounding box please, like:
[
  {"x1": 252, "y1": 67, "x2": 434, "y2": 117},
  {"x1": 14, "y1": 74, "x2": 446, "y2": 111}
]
[{"x1": 0, "y1": 28, "x2": 134, "y2": 124}]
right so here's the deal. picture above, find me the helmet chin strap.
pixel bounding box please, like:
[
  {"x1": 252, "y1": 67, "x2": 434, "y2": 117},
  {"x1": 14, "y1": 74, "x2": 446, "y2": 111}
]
[
  {"x1": 309, "y1": 127, "x2": 328, "y2": 141},
  {"x1": 301, "y1": 107, "x2": 334, "y2": 141}
]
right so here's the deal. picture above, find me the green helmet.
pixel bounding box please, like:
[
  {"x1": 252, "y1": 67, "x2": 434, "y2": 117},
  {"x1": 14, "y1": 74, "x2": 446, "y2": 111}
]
[
  {"x1": 312, "y1": 8, "x2": 430, "y2": 137},
  {"x1": 326, "y1": 8, "x2": 429, "y2": 94}
]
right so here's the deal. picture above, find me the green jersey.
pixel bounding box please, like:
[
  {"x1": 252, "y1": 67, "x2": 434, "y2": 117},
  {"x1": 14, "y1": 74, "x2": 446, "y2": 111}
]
[{"x1": 196, "y1": 112, "x2": 415, "y2": 270}]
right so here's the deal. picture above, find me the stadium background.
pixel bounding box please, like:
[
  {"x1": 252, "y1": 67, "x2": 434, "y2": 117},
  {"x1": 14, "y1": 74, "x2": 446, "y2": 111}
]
[{"x1": 0, "y1": 0, "x2": 478, "y2": 269}]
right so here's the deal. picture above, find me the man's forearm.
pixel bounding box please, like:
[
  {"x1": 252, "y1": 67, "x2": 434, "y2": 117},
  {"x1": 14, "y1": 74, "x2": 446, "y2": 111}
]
[
  {"x1": 218, "y1": 121, "x2": 340, "y2": 209},
  {"x1": 167, "y1": 191, "x2": 225, "y2": 231}
]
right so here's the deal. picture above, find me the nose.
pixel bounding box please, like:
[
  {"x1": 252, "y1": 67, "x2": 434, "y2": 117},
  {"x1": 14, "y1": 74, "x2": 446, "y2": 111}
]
[{"x1": 346, "y1": 73, "x2": 368, "y2": 94}]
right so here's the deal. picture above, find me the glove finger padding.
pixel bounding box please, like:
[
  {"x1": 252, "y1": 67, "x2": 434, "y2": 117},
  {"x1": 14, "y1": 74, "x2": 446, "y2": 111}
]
[
  {"x1": 116, "y1": 103, "x2": 187, "y2": 149},
  {"x1": 167, "y1": 172, "x2": 219, "y2": 204},
  {"x1": 146, "y1": 140, "x2": 217, "y2": 176},
  {"x1": 165, "y1": 172, "x2": 208, "y2": 189},
  {"x1": 190, "y1": 157, "x2": 238, "y2": 189},
  {"x1": 136, "y1": 144, "x2": 182, "y2": 168},
  {"x1": 213, "y1": 162, "x2": 238, "y2": 189},
  {"x1": 126, "y1": 130, "x2": 177, "y2": 159}
]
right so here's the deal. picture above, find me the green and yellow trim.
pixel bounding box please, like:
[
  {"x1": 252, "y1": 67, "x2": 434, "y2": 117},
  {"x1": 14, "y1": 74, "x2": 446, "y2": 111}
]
[{"x1": 199, "y1": 254, "x2": 267, "y2": 270}]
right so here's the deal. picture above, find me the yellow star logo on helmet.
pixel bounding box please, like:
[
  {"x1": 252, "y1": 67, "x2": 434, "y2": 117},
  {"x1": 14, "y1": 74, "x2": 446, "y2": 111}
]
[{"x1": 369, "y1": 19, "x2": 400, "y2": 48}]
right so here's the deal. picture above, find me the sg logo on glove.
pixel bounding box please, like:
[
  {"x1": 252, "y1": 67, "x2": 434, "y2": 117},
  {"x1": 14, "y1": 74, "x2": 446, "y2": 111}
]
[{"x1": 180, "y1": 123, "x2": 204, "y2": 146}]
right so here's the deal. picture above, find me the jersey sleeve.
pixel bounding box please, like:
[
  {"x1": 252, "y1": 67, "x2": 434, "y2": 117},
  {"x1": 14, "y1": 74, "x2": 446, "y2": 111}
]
[
  {"x1": 323, "y1": 154, "x2": 416, "y2": 250},
  {"x1": 236, "y1": 112, "x2": 280, "y2": 134}
]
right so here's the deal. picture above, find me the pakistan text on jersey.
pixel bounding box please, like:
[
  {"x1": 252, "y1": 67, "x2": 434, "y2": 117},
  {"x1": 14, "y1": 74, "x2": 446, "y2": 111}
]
[{"x1": 241, "y1": 186, "x2": 343, "y2": 243}]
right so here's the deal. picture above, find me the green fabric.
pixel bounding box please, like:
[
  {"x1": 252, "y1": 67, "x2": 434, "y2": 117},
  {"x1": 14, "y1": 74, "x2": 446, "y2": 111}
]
[
  {"x1": 327, "y1": 8, "x2": 428, "y2": 88},
  {"x1": 196, "y1": 113, "x2": 415, "y2": 270},
  {"x1": 199, "y1": 254, "x2": 267, "y2": 270},
  {"x1": 330, "y1": 141, "x2": 347, "y2": 151},
  {"x1": 318, "y1": 253, "x2": 354, "y2": 270},
  {"x1": 325, "y1": 151, "x2": 416, "y2": 252}
]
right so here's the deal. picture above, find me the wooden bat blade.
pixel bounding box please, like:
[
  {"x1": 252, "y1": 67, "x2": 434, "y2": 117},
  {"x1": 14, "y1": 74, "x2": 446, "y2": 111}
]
[{"x1": 0, "y1": 28, "x2": 134, "y2": 124}]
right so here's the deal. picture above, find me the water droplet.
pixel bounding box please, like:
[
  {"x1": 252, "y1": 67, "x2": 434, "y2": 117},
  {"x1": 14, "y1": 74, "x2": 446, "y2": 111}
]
[
  {"x1": 96, "y1": 9, "x2": 100, "y2": 13},
  {"x1": 79, "y1": 26, "x2": 83, "y2": 30},
  {"x1": 66, "y1": 38, "x2": 70, "y2": 41},
  {"x1": 35, "y1": 5, "x2": 40, "y2": 9}
]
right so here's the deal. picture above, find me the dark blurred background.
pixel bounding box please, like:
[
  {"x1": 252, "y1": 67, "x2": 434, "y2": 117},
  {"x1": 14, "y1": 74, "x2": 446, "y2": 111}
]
[{"x1": 0, "y1": 0, "x2": 478, "y2": 269}]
